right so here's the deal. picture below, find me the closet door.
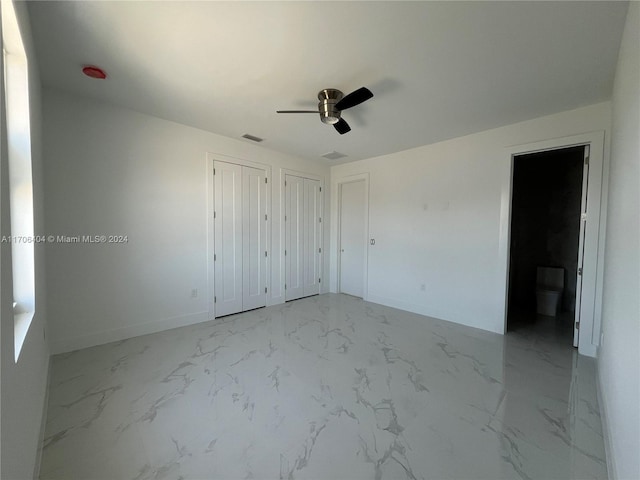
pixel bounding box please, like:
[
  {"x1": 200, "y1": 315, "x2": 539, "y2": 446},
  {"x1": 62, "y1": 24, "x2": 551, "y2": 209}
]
[
  {"x1": 214, "y1": 161, "x2": 243, "y2": 316},
  {"x1": 339, "y1": 180, "x2": 365, "y2": 298},
  {"x1": 285, "y1": 175, "x2": 305, "y2": 301},
  {"x1": 303, "y1": 178, "x2": 321, "y2": 296},
  {"x1": 242, "y1": 166, "x2": 267, "y2": 311}
]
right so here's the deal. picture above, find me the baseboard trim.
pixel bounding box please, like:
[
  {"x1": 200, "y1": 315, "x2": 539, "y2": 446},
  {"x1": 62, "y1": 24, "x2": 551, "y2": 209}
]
[
  {"x1": 365, "y1": 294, "x2": 503, "y2": 335},
  {"x1": 32, "y1": 356, "x2": 52, "y2": 479},
  {"x1": 580, "y1": 342, "x2": 598, "y2": 358},
  {"x1": 596, "y1": 354, "x2": 618, "y2": 480},
  {"x1": 50, "y1": 311, "x2": 211, "y2": 354},
  {"x1": 267, "y1": 295, "x2": 285, "y2": 307}
]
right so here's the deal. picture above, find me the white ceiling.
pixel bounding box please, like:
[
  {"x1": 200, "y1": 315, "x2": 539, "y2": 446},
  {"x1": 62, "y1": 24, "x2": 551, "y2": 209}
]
[{"x1": 28, "y1": 1, "x2": 628, "y2": 164}]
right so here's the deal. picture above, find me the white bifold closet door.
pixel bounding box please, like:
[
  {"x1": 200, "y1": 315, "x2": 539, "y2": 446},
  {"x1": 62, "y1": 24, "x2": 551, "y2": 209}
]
[
  {"x1": 285, "y1": 174, "x2": 321, "y2": 301},
  {"x1": 214, "y1": 161, "x2": 266, "y2": 317}
]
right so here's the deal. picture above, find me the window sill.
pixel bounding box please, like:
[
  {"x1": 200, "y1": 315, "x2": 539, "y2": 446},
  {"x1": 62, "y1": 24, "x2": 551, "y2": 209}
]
[{"x1": 14, "y1": 311, "x2": 34, "y2": 362}]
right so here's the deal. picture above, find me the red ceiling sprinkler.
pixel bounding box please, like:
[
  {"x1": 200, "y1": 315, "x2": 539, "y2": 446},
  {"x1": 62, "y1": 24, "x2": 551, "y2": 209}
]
[{"x1": 82, "y1": 65, "x2": 107, "y2": 79}]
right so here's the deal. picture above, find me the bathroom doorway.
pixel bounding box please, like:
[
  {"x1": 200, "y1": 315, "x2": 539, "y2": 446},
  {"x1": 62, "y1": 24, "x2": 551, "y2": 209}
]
[{"x1": 506, "y1": 145, "x2": 588, "y2": 347}]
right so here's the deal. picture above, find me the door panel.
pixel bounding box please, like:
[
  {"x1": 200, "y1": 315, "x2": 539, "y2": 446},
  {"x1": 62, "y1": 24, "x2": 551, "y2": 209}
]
[
  {"x1": 339, "y1": 180, "x2": 365, "y2": 298},
  {"x1": 285, "y1": 175, "x2": 305, "y2": 301},
  {"x1": 242, "y1": 166, "x2": 267, "y2": 311},
  {"x1": 214, "y1": 161, "x2": 243, "y2": 316},
  {"x1": 303, "y1": 178, "x2": 321, "y2": 296}
]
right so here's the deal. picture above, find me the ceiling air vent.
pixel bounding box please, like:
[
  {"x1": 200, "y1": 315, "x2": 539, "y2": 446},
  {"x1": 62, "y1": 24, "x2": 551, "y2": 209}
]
[
  {"x1": 321, "y1": 151, "x2": 347, "y2": 160},
  {"x1": 242, "y1": 134, "x2": 263, "y2": 143}
]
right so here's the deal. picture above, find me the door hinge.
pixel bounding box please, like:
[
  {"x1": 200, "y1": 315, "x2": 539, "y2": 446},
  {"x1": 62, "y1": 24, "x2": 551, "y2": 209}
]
[
  {"x1": 319, "y1": 187, "x2": 322, "y2": 192},
  {"x1": 576, "y1": 322, "x2": 580, "y2": 330},
  {"x1": 319, "y1": 217, "x2": 322, "y2": 223},
  {"x1": 578, "y1": 267, "x2": 583, "y2": 276},
  {"x1": 285, "y1": 215, "x2": 287, "y2": 221},
  {"x1": 214, "y1": 296, "x2": 217, "y2": 303},
  {"x1": 265, "y1": 251, "x2": 267, "y2": 257},
  {"x1": 265, "y1": 214, "x2": 268, "y2": 221},
  {"x1": 265, "y1": 178, "x2": 268, "y2": 184},
  {"x1": 319, "y1": 278, "x2": 321, "y2": 283},
  {"x1": 584, "y1": 145, "x2": 590, "y2": 165},
  {"x1": 213, "y1": 168, "x2": 216, "y2": 175},
  {"x1": 214, "y1": 254, "x2": 217, "y2": 261},
  {"x1": 284, "y1": 250, "x2": 287, "y2": 256},
  {"x1": 318, "y1": 247, "x2": 321, "y2": 253},
  {"x1": 285, "y1": 181, "x2": 287, "y2": 187},
  {"x1": 213, "y1": 211, "x2": 216, "y2": 219},
  {"x1": 285, "y1": 284, "x2": 287, "y2": 290},
  {"x1": 265, "y1": 287, "x2": 267, "y2": 294}
]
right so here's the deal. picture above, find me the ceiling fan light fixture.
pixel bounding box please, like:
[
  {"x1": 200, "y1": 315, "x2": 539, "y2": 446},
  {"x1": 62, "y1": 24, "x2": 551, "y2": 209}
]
[
  {"x1": 320, "y1": 111, "x2": 340, "y2": 125},
  {"x1": 318, "y1": 90, "x2": 343, "y2": 125}
]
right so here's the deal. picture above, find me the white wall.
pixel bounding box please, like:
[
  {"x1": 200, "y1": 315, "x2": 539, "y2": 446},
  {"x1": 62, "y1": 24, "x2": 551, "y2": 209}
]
[
  {"x1": 330, "y1": 102, "x2": 611, "y2": 338},
  {"x1": 597, "y1": 3, "x2": 640, "y2": 479},
  {"x1": 0, "y1": 2, "x2": 50, "y2": 478},
  {"x1": 43, "y1": 89, "x2": 330, "y2": 354}
]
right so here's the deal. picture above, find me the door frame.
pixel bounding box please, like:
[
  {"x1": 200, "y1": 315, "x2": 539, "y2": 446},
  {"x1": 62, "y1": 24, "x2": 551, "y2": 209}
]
[
  {"x1": 498, "y1": 131, "x2": 606, "y2": 356},
  {"x1": 280, "y1": 168, "x2": 325, "y2": 302},
  {"x1": 206, "y1": 153, "x2": 271, "y2": 320},
  {"x1": 333, "y1": 173, "x2": 370, "y2": 300},
  {"x1": 573, "y1": 145, "x2": 590, "y2": 347}
]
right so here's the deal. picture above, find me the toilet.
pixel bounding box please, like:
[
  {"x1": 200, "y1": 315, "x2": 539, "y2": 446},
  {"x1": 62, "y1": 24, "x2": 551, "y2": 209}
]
[{"x1": 536, "y1": 267, "x2": 564, "y2": 316}]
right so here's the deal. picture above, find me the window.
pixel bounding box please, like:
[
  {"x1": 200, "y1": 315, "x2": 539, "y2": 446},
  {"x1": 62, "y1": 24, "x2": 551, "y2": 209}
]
[{"x1": 2, "y1": 0, "x2": 35, "y2": 361}]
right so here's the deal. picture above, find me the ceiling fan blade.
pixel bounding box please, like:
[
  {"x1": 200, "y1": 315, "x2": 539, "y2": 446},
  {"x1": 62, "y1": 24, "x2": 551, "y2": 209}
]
[
  {"x1": 335, "y1": 87, "x2": 373, "y2": 111},
  {"x1": 276, "y1": 110, "x2": 320, "y2": 113},
  {"x1": 334, "y1": 118, "x2": 351, "y2": 135}
]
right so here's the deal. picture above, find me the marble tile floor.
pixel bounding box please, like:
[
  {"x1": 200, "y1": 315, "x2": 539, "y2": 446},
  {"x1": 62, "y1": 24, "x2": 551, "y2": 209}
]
[{"x1": 39, "y1": 294, "x2": 607, "y2": 479}]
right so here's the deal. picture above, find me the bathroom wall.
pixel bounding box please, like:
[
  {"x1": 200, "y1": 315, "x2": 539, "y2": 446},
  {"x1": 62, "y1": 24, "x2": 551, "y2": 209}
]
[{"x1": 508, "y1": 146, "x2": 584, "y2": 317}]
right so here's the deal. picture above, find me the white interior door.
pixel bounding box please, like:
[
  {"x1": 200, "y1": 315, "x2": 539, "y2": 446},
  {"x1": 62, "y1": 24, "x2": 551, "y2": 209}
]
[
  {"x1": 285, "y1": 175, "x2": 305, "y2": 301},
  {"x1": 214, "y1": 161, "x2": 243, "y2": 316},
  {"x1": 303, "y1": 178, "x2": 321, "y2": 297},
  {"x1": 574, "y1": 145, "x2": 590, "y2": 347},
  {"x1": 242, "y1": 166, "x2": 267, "y2": 311},
  {"x1": 339, "y1": 180, "x2": 365, "y2": 298}
]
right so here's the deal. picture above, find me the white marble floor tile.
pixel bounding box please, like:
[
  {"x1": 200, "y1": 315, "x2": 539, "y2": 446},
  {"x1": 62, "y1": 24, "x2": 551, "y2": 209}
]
[{"x1": 39, "y1": 294, "x2": 607, "y2": 479}]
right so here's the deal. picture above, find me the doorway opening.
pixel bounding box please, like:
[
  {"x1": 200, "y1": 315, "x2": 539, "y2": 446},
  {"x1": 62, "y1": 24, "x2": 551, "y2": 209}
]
[{"x1": 507, "y1": 145, "x2": 587, "y2": 346}]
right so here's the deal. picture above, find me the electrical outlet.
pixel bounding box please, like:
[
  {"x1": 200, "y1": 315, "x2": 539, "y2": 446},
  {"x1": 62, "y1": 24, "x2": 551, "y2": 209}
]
[{"x1": 191, "y1": 288, "x2": 198, "y2": 298}]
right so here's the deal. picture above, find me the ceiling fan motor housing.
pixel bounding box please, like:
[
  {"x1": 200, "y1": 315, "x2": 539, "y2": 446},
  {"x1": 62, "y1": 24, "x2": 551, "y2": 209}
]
[{"x1": 318, "y1": 89, "x2": 343, "y2": 124}]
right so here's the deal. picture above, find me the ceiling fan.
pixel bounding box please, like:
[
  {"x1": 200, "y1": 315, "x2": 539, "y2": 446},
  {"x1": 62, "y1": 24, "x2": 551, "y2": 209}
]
[{"x1": 276, "y1": 87, "x2": 373, "y2": 134}]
